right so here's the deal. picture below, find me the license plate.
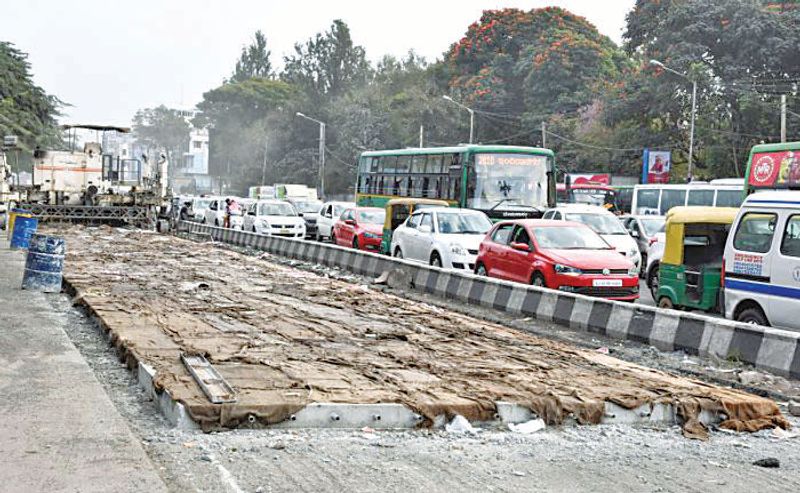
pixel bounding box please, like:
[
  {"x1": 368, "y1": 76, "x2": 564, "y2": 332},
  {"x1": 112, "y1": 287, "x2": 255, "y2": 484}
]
[
  {"x1": 280, "y1": 229, "x2": 290, "y2": 234},
  {"x1": 593, "y1": 279, "x2": 623, "y2": 287}
]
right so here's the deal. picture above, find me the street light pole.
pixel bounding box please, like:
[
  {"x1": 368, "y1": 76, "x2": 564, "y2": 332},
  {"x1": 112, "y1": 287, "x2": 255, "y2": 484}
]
[
  {"x1": 443, "y1": 95, "x2": 475, "y2": 144},
  {"x1": 650, "y1": 59, "x2": 697, "y2": 182},
  {"x1": 296, "y1": 112, "x2": 326, "y2": 199}
]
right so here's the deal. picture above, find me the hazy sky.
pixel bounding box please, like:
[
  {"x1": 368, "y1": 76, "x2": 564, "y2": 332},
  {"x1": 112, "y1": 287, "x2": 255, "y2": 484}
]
[{"x1": 5, "y1": 1, "x2": 635, "y2": 126}]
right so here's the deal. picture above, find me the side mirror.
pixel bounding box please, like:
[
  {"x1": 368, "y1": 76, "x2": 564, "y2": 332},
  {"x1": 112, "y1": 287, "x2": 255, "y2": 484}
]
[
  {"x1": 511, "y1": 242, "x2": 531, "y2": 252},
  {"x1": 419, "y1": 224, "x2": 432, "y2": 234},
  {"x1": 345, "y1": 219, "x2": 356, "y2": 226}
]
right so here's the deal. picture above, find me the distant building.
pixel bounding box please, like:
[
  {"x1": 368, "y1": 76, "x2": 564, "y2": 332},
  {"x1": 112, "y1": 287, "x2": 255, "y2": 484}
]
[{"x1": 171, "y1": 107, "x2": 214, "y2": 195}]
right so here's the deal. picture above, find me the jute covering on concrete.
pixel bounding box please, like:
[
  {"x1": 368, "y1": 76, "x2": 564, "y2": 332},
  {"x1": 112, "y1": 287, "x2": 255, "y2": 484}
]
[{"x1": 60, "y1": 227, "x2": 788, "y2": 435}]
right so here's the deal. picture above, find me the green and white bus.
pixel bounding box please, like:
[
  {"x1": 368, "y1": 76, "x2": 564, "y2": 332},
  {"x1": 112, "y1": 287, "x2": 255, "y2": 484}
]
[{"x1": 355, "y1": 145, "x2": 556, "y2": 220}]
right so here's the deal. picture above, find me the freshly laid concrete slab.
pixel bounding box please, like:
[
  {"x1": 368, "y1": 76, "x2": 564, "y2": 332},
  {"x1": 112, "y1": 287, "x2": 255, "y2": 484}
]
[{"x1": 0, "y1": 241, "x2": 167, "y2": 493}]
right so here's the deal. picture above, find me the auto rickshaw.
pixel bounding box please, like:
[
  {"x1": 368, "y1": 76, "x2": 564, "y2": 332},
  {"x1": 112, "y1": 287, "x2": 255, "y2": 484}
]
[
  {"x1": 656, "y1": 206, "x2": 739, "y2": 312},
  {"x1": 380, "y1": 198, "x2": 449, "y2": 254}
]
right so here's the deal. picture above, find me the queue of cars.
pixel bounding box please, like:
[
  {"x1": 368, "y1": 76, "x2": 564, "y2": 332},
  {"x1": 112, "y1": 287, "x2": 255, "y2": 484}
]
[{"x1": 181, "y1": 187, "x2": 800, "y2": 331}]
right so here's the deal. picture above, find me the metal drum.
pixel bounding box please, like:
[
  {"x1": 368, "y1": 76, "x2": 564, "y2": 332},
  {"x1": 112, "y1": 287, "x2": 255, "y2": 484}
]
[
  {"x1": 21, "y1": 234, "x2": 65, "y2": 293},
  {"x1": 7, "y1": 208, "x2": 32, "y2": 240},
  {"x1": 10, "y1": 216, "x2": 38, "y2": 249}
]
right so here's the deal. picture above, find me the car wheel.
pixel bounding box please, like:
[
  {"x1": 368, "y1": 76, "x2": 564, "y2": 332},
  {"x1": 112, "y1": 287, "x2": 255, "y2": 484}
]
[
  {"x1": 658, "y1": 297, "x2": 673, "y2": 309},
  {"x1": 201, "y1": 217, "x2": 206, "y2": 224},
  {"x1": 394, "y1": 247, "x2": 403, "y2": 259},
  {"x1": 475, "y1": 263, "x2": 487, "y2": 276},
  {"x1": 331, "y1": 233, "x2": 337, "y2": 246},
  {"x1": 215, "y1": 219, "x2": 219, "y2": 227},
  {"x1": 737, "y1": 307, "x2": 769, "y2": 326},
  {"x1": 251, "y1": 226, "x2": 257, "y2": 233},
  {"x1": 430, "y1": 252, "x2": 442, "y2": 268},
  {"x1": 531, "y1": 272, "x2": 546, "y2": 287},
  {"x1": 352, "y1": 236, "x2": 359, "y2": 250},
  {"x1": 648, "y1": 263, "x2": 659, "y2": 300},
  {"x1": 640, "y1": 254, "x2": 648, "y2": 278},
  {"x1": 314, "y1": 230, "x2": 321, "y2": 242}
]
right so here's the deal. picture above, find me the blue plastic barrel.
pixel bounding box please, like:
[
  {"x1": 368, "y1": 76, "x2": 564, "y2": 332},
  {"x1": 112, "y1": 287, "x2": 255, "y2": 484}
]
[
  {"x1": 10, "y1": 216, "x2": 38, "y2": 249},
  {"x1": 21, "y1": 234, "x2": 65, "y2": 293}
]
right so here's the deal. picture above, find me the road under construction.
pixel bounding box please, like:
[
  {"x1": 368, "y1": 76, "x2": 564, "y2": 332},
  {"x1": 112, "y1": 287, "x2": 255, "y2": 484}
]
[
  {"x1": 4, "y1": 225, "x2": 800, "y2": 492},
  {"x1": 54, "y1": 225, "x2": 789, "y2": 436}
]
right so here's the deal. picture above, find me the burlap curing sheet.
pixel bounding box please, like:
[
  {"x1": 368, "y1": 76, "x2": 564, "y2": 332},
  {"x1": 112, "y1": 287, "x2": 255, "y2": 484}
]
[{"x1": 58, "y1": 226, "x2": 789, "y2": 437}]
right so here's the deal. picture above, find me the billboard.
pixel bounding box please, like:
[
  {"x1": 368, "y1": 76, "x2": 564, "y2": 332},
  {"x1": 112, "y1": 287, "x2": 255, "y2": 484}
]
[
  {"x1": 642, "y1": 149, "x2": 671, "y2": 184},
  {"x1": 566, "y1": 173, "x2": 610, "y2": 185},
  {"x1": 748, "y1": 151, "x2": 800, "y2": 188}
]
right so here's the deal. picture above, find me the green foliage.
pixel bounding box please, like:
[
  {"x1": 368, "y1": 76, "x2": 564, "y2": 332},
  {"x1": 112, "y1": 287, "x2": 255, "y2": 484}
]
[
  {"x1": 0, "y1": 41, "x2": 62, "y2": 167},
  {"x1": 183, "y1": 3, "x2": 800, "y2": 195},
  {"x1": 610, "y1": 0, "x2": 800, "y2": 179},
  {"x1": 281, "y1": 20, "x2": 371, "y2": 103},
  {"x1": 132, "y1": 105, "x2": 190, "y2": 167},
  {"x1": 231, "y1": 31, "x2": 273, "y2": 82}
]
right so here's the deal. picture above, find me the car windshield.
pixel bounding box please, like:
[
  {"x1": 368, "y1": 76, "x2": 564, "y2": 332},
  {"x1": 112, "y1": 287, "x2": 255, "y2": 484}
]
[
  {"x1": 194, "y1": 199, "x2": 211, "y2": 209},
  {"x1": 293, "y1": 201, "x2": 322, "y2": 213},
  {"x1": 468, "y1": 153, "x2": 549, "y2": 209},
  {"x1": 565, "y1": 213, "x2": 627, "y2": 235},
  {"x1": 640, "y1": 217, "x2": 665, "y2": 236},
  {"x1": 259, "y1": 203, "x2": 297, "y2": 216},
  {"x1": 533, "y1": 226, "x2": 611, "y2": 250},
  {"x1": 333, "y1": 204, "x2": 351, "y2": 217},
  {"x1": 436, "y1": 212, "x2": 492, "y2": 234},
  {"x1": 357, "y1": 209, "x2": 385, "y2": 224}
]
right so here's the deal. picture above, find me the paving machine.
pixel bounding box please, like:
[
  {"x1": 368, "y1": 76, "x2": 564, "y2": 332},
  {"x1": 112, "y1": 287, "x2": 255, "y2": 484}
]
[{"x1": 15, "y1": 124, "x2": 171, "y2": 228}]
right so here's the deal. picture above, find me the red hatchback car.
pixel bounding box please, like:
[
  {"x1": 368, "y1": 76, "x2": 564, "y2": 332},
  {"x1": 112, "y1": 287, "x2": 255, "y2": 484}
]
[
  {"x1": 475, "y1": 219, "x2": 639, "y2": 301},
  {"x1": 332, "y1": 207, "x2": 386, "y2": 251}
]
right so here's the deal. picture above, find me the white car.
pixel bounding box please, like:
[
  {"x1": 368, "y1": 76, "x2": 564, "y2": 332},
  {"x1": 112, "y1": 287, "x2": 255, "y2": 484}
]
[
  {"x1": 543, "y1": 204, "x2": 642, "y2": 273},
  {"x1": 230, "y1": 199, "x2": 255, "y2": 230},
  {"x1": 391, "y1": 208, "x2": 493, "y2": 270},
  {"x1": 189, "y1": 196, "x2": 215, "y2": 222},
  {"x1": 243, "y1": 199, "x2": 306, "y2": 238},
  {"x1": 316, "y1": 201, "x2": 355, "y2": 241},
  {"x1": 203, "y1": 197, "x2": 227, "y2": 226},
  {"x1": 645, "y1": 231, "x2": 666, "y2": 299}
]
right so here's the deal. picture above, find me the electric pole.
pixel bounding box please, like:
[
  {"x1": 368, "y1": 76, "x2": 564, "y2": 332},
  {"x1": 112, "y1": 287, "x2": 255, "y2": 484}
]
[
  {"x1": 781, "y1": 95, "x2": 787, "y2": 143},
  {"x1": 541, "y1": 122, "x2": 546, "y2": 148},
  {"x1": 261, "y1": 137, "x2": 268, "y2": 185}
]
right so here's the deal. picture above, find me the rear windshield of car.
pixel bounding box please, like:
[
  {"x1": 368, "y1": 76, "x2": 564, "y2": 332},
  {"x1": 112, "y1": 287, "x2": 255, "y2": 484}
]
[
  {"x1": 565, "y1": 213, "x2": 627, "y2": 235},
  {"x1": 533, "y1": 226, "x2": 610, "y2": 250},
  {"x1": 436, "y1": 212, "x2": 492, "y2": 234},
  {"x1": 293, "y1": 201, "x2": 322, "y2": 213},
  {"x1": 259, "y1": 203, "x2": 297, "y2": 216},
  {"x1": 640, "y1": 217, "x2": 665, "y2": 236},
  {"x1": 358, "y1": 210, "x2": 386, "y2": 224}
]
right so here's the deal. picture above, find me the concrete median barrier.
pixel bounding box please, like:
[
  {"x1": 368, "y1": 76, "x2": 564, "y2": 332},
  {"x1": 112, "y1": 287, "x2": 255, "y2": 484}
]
[{"x1": 179, "y1": 221, "x2": 800, "y2": 380}]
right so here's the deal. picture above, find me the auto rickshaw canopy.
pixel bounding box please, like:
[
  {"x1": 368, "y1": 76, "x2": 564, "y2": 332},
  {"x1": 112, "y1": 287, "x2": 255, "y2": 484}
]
[
  {"x1": 382, "y1": 198, "x2": 450, "y2": 231},
  {"x1": 661, "y1": 206, "x2": 739, "y2": 265}
]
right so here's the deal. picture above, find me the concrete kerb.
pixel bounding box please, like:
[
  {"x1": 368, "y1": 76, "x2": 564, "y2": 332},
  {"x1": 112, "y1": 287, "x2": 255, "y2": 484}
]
[{"x1": 177, "y1": 221, "x2": 800, "y2": 381}]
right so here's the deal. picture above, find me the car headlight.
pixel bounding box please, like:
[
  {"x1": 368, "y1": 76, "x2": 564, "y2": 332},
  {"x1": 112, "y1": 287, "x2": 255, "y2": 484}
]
[
  {"x1": 363, "y1": 232, "x2": 380, "y2": 239},
  {"x1": 450, "y1": 243, "x2": 467, "y2": 255},
  {"x1": 628, "y1": 265, "x2": 639, "y2": 276},
  {"x1": 260, "y1": 219, "x2": 271, "y2": 226},
  {"x1": 554, "y1": 264, "x2": 581, "y2": 275}
]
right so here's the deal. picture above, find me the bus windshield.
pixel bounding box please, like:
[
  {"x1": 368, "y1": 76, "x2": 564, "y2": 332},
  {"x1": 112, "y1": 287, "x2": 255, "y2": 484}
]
[{"x1": 468, "y1": 153, "x2": 549, "y2": 210}]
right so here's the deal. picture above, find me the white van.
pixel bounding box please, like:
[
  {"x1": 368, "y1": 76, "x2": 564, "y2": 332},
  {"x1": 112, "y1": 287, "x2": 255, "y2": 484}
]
[{"x1": 723, "y1": 191, "x2": 800, "y2": 328}]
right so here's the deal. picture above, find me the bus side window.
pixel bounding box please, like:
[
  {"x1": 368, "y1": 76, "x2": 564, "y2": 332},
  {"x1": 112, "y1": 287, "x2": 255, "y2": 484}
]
[
  {"x1": 369, "y1": 157, "x2": 379, "y2": 173},
  {"x1": 378, "y1": 176, "x2": 385, "y2": 195}
]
